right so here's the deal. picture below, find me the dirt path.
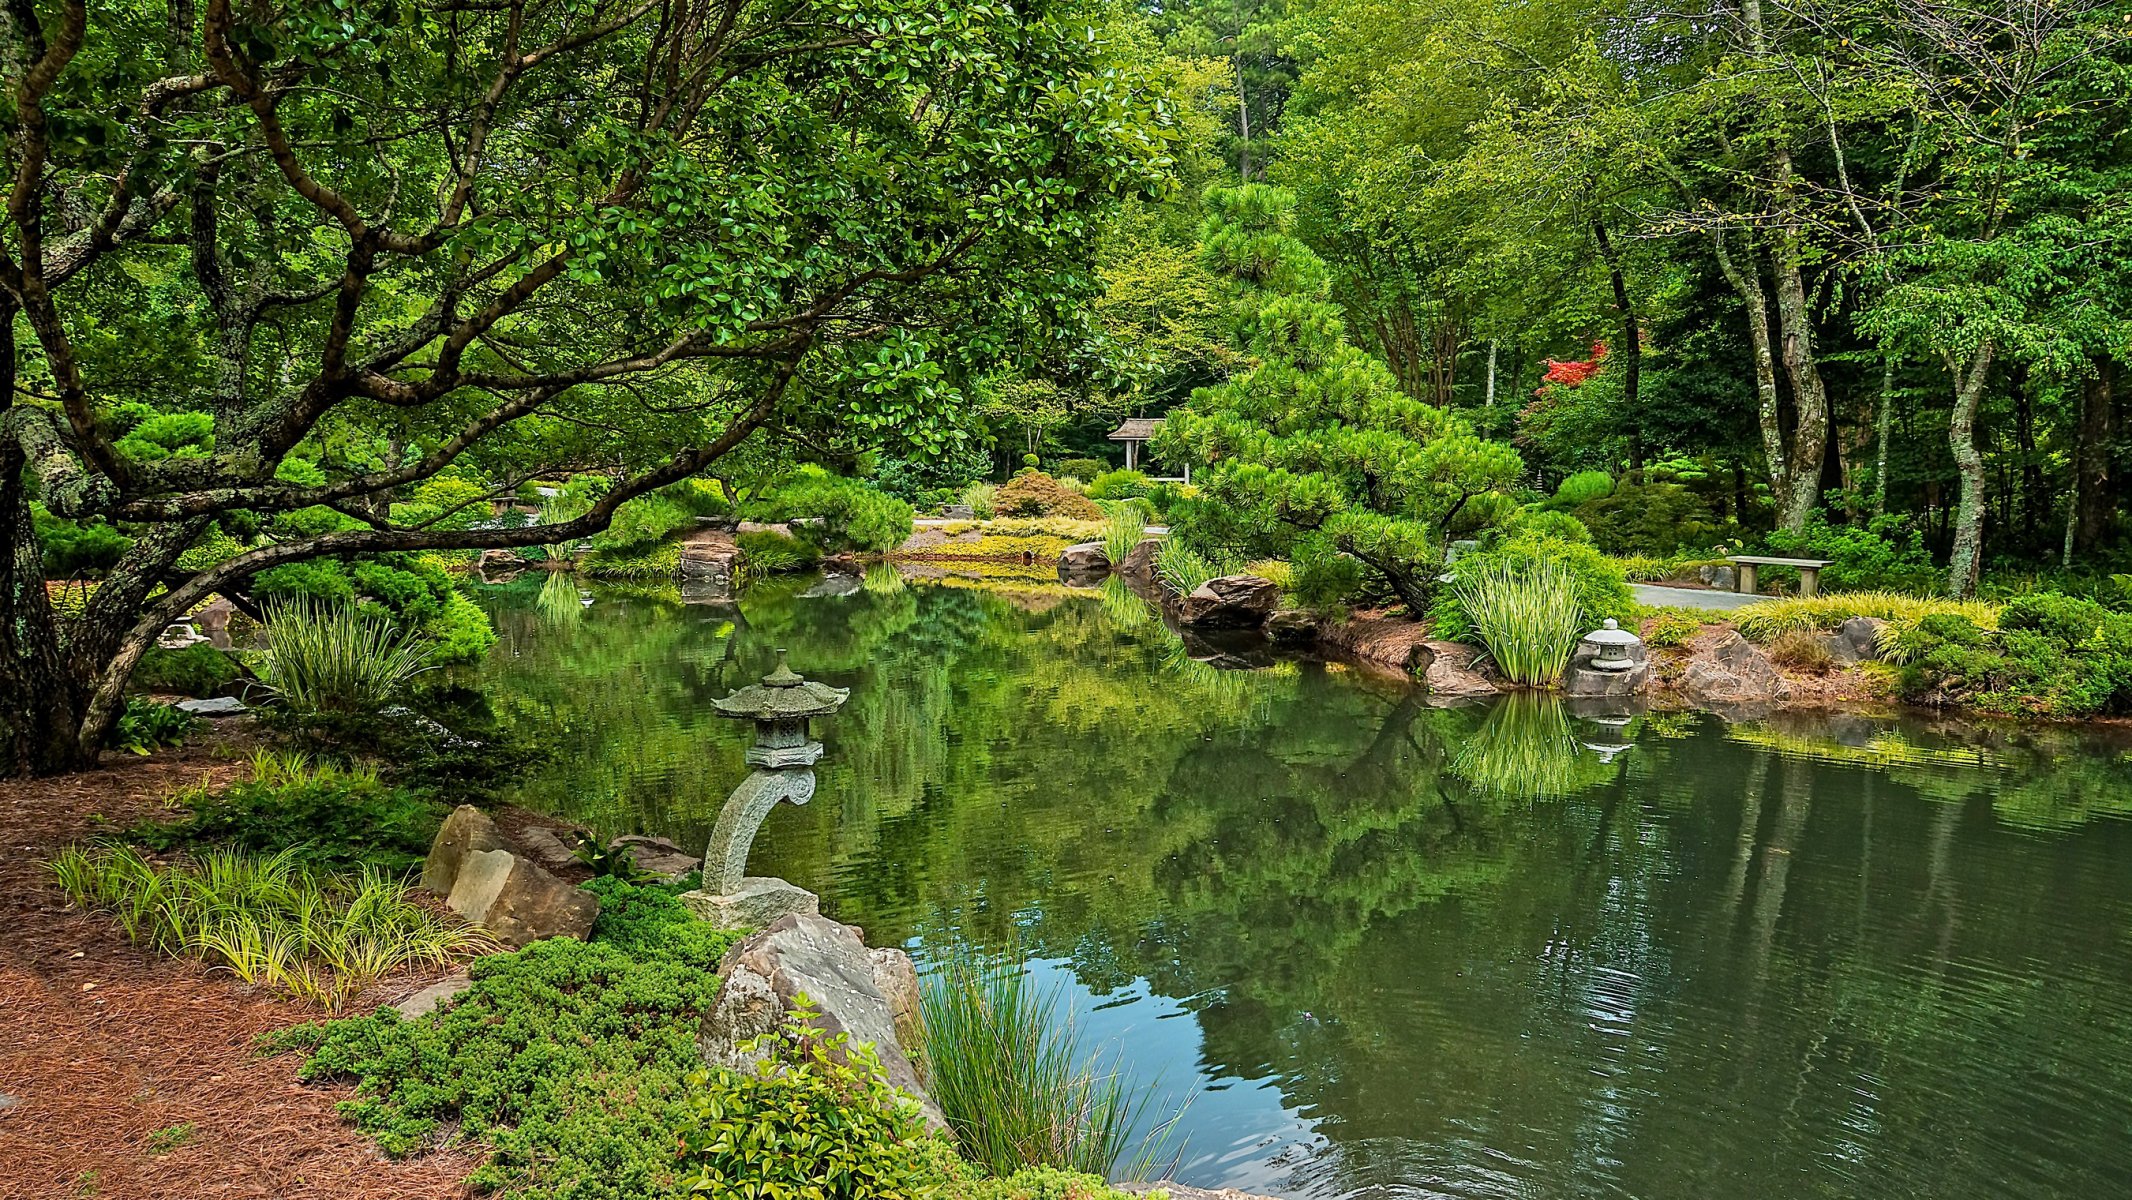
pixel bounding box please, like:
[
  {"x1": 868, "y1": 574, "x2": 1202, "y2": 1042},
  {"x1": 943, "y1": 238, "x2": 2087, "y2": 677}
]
[{"x1": 0, "y1": 740, "x2": 476, "y2": 1200}]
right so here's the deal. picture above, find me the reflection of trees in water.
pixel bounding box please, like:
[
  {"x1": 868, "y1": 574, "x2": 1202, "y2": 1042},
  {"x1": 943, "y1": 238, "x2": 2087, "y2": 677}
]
[{"x1": 476, "y1": 584, "x2": 2132, "y2": 1200}]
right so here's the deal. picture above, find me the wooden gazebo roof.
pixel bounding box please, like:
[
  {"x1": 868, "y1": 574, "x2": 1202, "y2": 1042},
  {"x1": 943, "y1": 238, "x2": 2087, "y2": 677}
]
[{"x1": 1107, "y1": 417, "x2": 1164, "y2": 442}]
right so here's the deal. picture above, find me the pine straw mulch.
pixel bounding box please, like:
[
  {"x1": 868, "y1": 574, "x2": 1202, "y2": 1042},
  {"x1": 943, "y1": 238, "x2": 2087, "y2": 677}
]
[{"x1": 0, "y1": 735, "x2": 479, "y2": 1200}]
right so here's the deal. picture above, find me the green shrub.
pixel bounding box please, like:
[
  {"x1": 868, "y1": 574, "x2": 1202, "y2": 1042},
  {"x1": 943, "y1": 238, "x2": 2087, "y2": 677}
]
[
  {"x1": 126, "y1": 754, "x2": 446, "y2": 872},
  {"x1": 33, "y1": 504, "x2": 132, "y2": 577},
  {"x1": 738, "y1": 529, "x2": 820, "y2": 576},
  {"x1": 1507, "y1": 507, "x2": 1593, "y2": 544},
  {"x1": 920, "y1": 956, "x2": 1149, "y2": 1178},
  {"x1": 1054, "y1": 457, "x2": 1108, "y2": 482},
  {"x1": 1450, "y1": 560, "x2": 1588, "y2": 687},
  {"x1": 1639, "y1": 609, "x2": 1703, "y2": 648},
  {"x1": 1760, "y1": 511, "x2": 1938, "y2": 593},
  {"x1": 131, "y1": 644, "x2": 241, "y2": 697},
  {"x1": 583, "y1": 539, "x2": 683, "y2": 580},
  {"x1": 761, "y1": 468, "x2": 915, "y2": 553},
  {"x1": 254, "y1": 554, "x2": 496, "y2": 659},
  {"x1": 678, "y1": 1005, "x2": 944, "y2": 1199},
  {"x1": 1551, "y1": 470, "x2": 1614, "y2": 508},
  {"x1": 261, "y1": 681, "x2": 555, "y2": 800},
  {"x1": 960, "y1": 481, "x2": 999, "y2": 518},
  {"x1": 49, "y1": 844, "x2": 489, "y2": 1009},
  {"x1": 994, "y1": 473, "x2": 1104, "y2": 521},
  {"x1": 107, "y1": 697, "x2": 197, "y2": 755},
  {"x1": 255, "y1": 598, "x2": 434, "y2": 715},
  {"x1": 1083, "y1": 469, "x2": 1152, "y2": 501},
  {"x1": 1432, "y1": 534, "x2": 1632, "y2": 645},
  {"x1": 1894, "y1": 592, "x2": 2132, "y2": 716},
  {"x1": 1573, "y1": 480, "x2": 1717, "y2": 555},
  {"x1": 268, "y1": 878, "x2": 742, "y2": 1196},
  {"x1": 2000, "y1": 592, "x2": 2116, "y2": 645}
]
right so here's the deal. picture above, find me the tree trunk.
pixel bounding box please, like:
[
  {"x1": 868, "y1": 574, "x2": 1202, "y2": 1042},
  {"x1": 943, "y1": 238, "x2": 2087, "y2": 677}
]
[
  {"x1": 1873, "y1": 355, "x2": 1896, "y2": 518},
  {"x1": 2012, "y1": 364, "x2": 2042, "y2": 546},
  {"x1": 1946, "y1": 346, "x2": 1994, "y2": 598},
  {"x1": 1592, "y1": 219, "x2": 1643, "y2": 474},
  {"x1": 2074, "y1": 356, "x2": 2114, "y2": 553},
  {"x1": 1769, "y1": 240, "x2": 1829, "y2": 531},
  {"x1": 1710, "y1": 233, "x2": 1792, "y2": 525}
]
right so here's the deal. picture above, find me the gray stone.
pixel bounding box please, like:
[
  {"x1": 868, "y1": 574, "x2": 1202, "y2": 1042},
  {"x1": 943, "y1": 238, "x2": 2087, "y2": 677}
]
[
  {"x1": 514, "y1": 826, "x2": 580, "y2": 873},
  {"x1": 700, "y1": 914, "x2": 945, "y2": 1130},
  {"x1": 1417, "y1": 640, "x2": 1501, "y2": 697},
  {"x1": 1058, "y1": 541, "x2": 1111, "y2": 573},
  {"x1": 174, "y1": 696, "x2": 248, "y2": 717},
  {"x1": 478, "y1": 548, "x2": 526, "y2": 576},
  {"x1": 394, "y1": 969, "x2": 473, "y2": 1019},
  {"x1": 678, "y1": 537, "x2": 741, "y2": 592},
  {"x1": 1119, "y1": 1187, "x2": 1281, "y2": 1200},
  {"x1": 735, "y1": 520, "x2": 795, "y2": 537},
  {"x1": 1678, "y1": 629, "x2": 1791, "y2": 709},
  {"x1": 611, "y1": 834, "x2": 700, "y2": 881},
  {"x1": 1839, "y1": 615, "x2": 1887, "y2": 659},
  {"x1": 1263, "y1": 608, "x2": 1319, "y2": 642},
  {"x1": 423, "y1": 805, "x2": 510, "y2": 897},
  {"x1": 445, "y1": 847, "x2": 598, "y2": 948},
  {"x1": 939, "y1": 504, "x2": 976, "y2": 520},
  {"x1": 1699, "y1": 563, "x2": 1738, "y2": 591},
  {"x1": 1115, "y1": 537, "x2": 1162, "y2": 581},
  {"x1": 1178, "y1": 574, "x2": 1281, "y2": 627},
  {"x1": 679, "y1": 876, "x2": 821, "y2": 931},
  {"x1": 0, "y1": 1091, "x2": 17, "y2": 1111},
  {"x1": 1821, "y1": 632, "x2": 1862, "y2": 666},
  {"x1": 802, "y1": 572, "x2": 862, "y2": 598}
]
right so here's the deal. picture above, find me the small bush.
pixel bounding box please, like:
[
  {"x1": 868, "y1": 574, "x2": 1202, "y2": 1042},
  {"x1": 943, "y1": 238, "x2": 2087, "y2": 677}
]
[
  {"x1": 1054, "y1": 457, "x2": 1108, "y2": 482},
  {"x1": 1769, "y1": 629, "x2": 1835, "y2": 672},
  {"x1": 762, "y1": 468, "x2": 915, "y2": 553},
  {"x1": 1083, "y1": 469, "x2": 1152, "y2": 501},
  {"x1": 738, "y1": 529, "x2": 819, "y2": 576},
  {"x1": 255, "y1": 598, "x2": 434, "y2": 715},
  {"x1": 50, "y1": 845, "x2": 489, "y2": 1009},
  {"x1": 1639, "y1": 610, "x2": 1703, "y2": 648},
  {"x1": 1551, "y1": 470, "x2": 1614, "y2": 508},
  {"x1": 107, "y1": 698, "x2": 196, "y2": 755},
  {"x1": 127, "y1": 754, "x2": 445, "y2": 872},
  {"x1": 1451, "y1": 561, "x2": 1588, "y2": 687},
  {"x1": 1154, "y1": 538, "x2": 1222, "y2": 596},
  {"x1": 2001, "y1": 592, "x2": 2115, "y2": 645},
  {"x1": 132, "y1": 643, "x2": 242, "y2": 697},
  {"x1": 1574, "y1": 480, "x2": 1717, "y2": 555},
  {"x1": 994, "y1": 473, "x2": 1104, "y2": 521},
  {"x1": 961, "y1": 481, "x2": 999, "y2": 519}
]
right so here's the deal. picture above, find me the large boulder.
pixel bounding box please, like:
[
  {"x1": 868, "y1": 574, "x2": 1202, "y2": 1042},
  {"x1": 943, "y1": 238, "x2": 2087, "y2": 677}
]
[
  {"x1": 1058, "y1": 542, "x2": 1110, "y2": 577},
  {"x1": 445, "y1": 848, "x2": 599, "y2": 948},
  {"x1": 1177, "y1": 575, "x2": 1281, "y2": 628},
  {"x1": 611, "y1": 834, "x2": 700, "y2": 881},
  {"x1": 1417, "y1": 640, "x2": 1500, "y2": 698},
  {"x1": 1263, "y1": 608, "x2": 1320, "y2": 642},
  {"x1": 1114, "y1": 537, "x2": 1162, "y2": 582},
  {"x1": 423, "y1": 805, "x2": 512, "y2": 897},
  {"x1": 700, "y1": 914, "x2": 944, "y2": 1130},
  {"x1": 1678, "y1": 629, "x2": 1792, "y2": 709}
]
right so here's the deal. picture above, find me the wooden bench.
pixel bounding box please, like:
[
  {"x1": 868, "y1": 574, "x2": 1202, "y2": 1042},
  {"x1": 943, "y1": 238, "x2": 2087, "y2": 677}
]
[{"x1": 1726, "y1": 555, "x2": 1835, "y2": 597}]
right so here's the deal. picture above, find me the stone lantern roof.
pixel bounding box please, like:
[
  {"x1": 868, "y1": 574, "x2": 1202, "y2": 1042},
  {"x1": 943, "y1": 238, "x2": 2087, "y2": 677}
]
[{"x1": 712, "y1": 650, "x2": 849, "y2": 721}]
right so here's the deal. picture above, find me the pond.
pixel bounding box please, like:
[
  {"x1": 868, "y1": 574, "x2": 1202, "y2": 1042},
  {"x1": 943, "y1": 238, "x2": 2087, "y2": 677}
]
[{"x1": 471, "y1": 567, "x2": 2132, "y2": 1200}]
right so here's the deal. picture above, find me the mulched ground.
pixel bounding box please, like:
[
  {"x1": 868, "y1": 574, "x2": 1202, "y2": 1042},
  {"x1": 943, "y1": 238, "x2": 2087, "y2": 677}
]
[{"x1": 0, "y1": 732, "x2": 478, "y2": 1200}]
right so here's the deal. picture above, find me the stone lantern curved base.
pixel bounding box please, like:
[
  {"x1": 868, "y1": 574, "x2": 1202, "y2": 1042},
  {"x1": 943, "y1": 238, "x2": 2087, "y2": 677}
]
[{"x1": 681, "y1": 876, "x2": 820, "y2": 931}]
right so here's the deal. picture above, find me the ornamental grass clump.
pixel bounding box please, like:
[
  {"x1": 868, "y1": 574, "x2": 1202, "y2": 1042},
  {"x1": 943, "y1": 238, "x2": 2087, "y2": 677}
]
[
  {"x1": 1154, "y1": 538, "x2": 1221, "y2": 597},
  {"x1": 920, "y1": 956, "x2": 1148, "y2": 1178},
  {"x1": 1453, "y1": 560, "x2": 1587, "y2": 687},
  {"x1": 1732, "y1": 591, "x2": 2001, "y2": 642},
  {"x1": 49, "y1": 844, "x2": 489, "y2": 1008},
  {"x1": 255, "y1": 597, "x2": 433, "y2": 715},
  {"x1": 1099, "y1": 502, "x2": 1146, "y2": 567}
]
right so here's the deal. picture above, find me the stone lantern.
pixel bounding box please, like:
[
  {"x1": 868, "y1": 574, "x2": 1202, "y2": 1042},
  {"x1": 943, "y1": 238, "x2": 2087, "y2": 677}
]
[
  {"x1": 1581, "y1": 619, "x2": 1642, "y2": 671},
  {"x1": 680, "y1": 650, "x2": 849, "y2": 930},
  {"x1": 1563, "y1": 618, "x2": 1651, "y2": 698}
]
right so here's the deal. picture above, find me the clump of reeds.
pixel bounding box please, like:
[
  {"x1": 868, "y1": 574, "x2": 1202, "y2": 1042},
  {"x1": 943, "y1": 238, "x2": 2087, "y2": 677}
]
[
  {"x1": 49, "y1": 844, "x2": 491, "y2": 1008},
  {"x1": 1453, "y1": 560, "x2": 1587, "y2": 687},
  {"x1": 254, "y1": 598, "x2": 432, "y2": 714},
  {"x1": 1099, "y1": 502, "x2": 1147, "y2": 567},
  {"x1": 960, "y1": 481, "x2": 999, "y2": 519},
  {"x1": 920, "y1": 955, "x2": 1167, "y2": 1179},
  {"x1": 1154, "y1": 538, "x2": 1221, "y2": 597}
]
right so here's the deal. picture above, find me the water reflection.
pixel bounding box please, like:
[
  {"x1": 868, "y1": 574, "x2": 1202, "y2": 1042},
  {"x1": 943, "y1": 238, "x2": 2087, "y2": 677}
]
[{"x1": 471, "y1": 572, "x2": 2132, "y2": 1200}]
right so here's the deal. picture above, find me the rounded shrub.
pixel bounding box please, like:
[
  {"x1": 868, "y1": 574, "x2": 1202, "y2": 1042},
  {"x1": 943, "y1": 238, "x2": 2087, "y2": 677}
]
[
  {"x1": 1552, "y1": 470, "x2": 1614, "y2": 508},
  {"x1": 993, "y1": 473, "x2": 1104, "y2": 520}
]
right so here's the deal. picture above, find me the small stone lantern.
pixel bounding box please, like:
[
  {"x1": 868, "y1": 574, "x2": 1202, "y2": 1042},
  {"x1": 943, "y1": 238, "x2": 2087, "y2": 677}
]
[
  {"x1": 681, "y1": 650, "x2": 849, "y2": 930},
  {"x1": 1581, "y1": 619, "x2": 1642, "y2": 672}
]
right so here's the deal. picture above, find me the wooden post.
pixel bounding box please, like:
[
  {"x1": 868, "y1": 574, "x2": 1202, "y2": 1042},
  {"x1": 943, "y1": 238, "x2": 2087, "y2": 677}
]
[
  {"x1": 1124, "y1": 440, "x2": 1137, "y2": 471},
  {"x1": 1799, "y1": 566, "x2": 1820, "y2": 597},
  {"x1": 1737, "y1": 562, "x2": 1758, "y2": 595}
]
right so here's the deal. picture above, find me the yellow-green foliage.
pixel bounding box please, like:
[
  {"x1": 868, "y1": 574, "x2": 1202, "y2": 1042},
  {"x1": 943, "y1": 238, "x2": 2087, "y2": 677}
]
[
  {"x1": 49, "y1": 844, "x2": 490, "y2": 1008},
  {"x1": 1637, "y1": 608, "x2": 1704, "y2": 648},
  {"x1": 1244, "y1": 558, "x2": 1294, "y2": 589},
  {"x1": 894, "y1": 517, "x2": 1106, "y2": 564},
  {"x1": 1607, "y1": 554, "x2": 1726, "y2": 583},
  {"x1": 1733, "y1": 592, "x2": 2000, "y2": 644}
]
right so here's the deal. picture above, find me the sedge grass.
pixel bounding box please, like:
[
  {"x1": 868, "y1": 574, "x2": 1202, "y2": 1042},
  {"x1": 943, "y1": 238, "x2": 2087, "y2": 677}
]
[
  {"x1": 921, "y1": 954, "x2": 1169, "y2": 1179},
  {"x1": 49, "y1": 844, "x2": 492, "y2": 1009},
  {"x1": 255, "y1": 597, "x2": 433, "y2": 715},
  {"x1": 1454, "y1": 560, "x2": 1588, "y2": 687},
  {"x1": 1153, "y1": 538, "x2": 1223, "y2": 597},
  {"x1": 1732, "y1": 591, "x2": 2000, "y2": 643},
  {"x1": 1099, "y1": 502, "x2": 1147, "y2": 567}
]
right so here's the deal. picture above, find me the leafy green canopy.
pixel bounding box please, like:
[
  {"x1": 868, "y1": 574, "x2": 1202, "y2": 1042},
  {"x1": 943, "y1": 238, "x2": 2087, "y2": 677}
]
[{"x1": 1155, "y1": 185, "x2": 1523, "y2": 609}]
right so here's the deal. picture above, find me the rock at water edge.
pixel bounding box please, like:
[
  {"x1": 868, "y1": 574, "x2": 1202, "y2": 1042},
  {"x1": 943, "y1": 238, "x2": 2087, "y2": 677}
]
[
  {"x1": 1178, "y1": 575, "x2": 1281, "y2": 628},
  {"x1": 445, "y1": 848, "x2": 598, "y2": 947},
  {"x1": 1678, "y1": 629, "x2": 1791, "y2": 709},
  {"x1": 1417, "y1": 640, "x2": 1500, "y2": 698},
  {"x1": 1058, "y1": 542, "x2": 1110, "y2": 574},
  {"x1": 679, "y1": 876, "x2": 820, "y2": 931},
  {"x1": 423, "y1": 805, "x2": 511, "y2": 897},
  {"x1": 611, "y1": 834, "x2": 701, "y2": 881}
]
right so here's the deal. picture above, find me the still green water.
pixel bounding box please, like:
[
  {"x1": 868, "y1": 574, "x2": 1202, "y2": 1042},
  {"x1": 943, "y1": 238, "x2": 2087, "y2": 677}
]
[{"x1": 474, "y1": 568, "x2": 2132, "y2": 1200}]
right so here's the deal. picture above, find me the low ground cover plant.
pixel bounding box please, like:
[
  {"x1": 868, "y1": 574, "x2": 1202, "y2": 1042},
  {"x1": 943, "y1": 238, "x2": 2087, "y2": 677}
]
[
  {"x1": 127, "y1": 752, "x2": 445, "y2": 872},
  {"x1": 1731, "y1": 592, "x2": 2000, "y2": 643},
  {"x1": 131, "y1": 643, "x2": 242, "y2": 698},
  {"x1": 106, "y1": 698, "x2": 197, "y2": 755},
  {"x1": 1636, "y1": 608, "x2": 1704, "y2": 648},
  {"x1": 1897, "y1": 592, "x2": 2132, "y2": 716},
  {"x1": 50, "y1": 844, "x2": 488, "y2": 1008}
]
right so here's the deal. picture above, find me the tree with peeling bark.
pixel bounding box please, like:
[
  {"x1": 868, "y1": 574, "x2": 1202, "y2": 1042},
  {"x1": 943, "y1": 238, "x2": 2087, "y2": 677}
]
[{"x1": 0, "y1": 0, "x2": 1173, "y2": 775}]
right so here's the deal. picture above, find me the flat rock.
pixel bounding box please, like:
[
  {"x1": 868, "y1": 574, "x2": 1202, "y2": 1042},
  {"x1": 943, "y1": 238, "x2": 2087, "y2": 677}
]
[
  {"x1": 1263, "y1": 608, "x2": 1319, "y2": 642},
  {"x1": 423, "y1": 805, "x2": 511, "y2": 897},
  {"x1": 1678, "y1": 629, "x2": 1791, "y2": 709},
  {"x1": 612, "y1": 834, "x2": 699, "y2": 881},
  {"x1": 514, "y1": 826, "x2": 580, "y2": 873},
  {"x1": 1418, "y1": 640, "x2": 1501, "y2": 697},
  {"x1": 1178, "y1": 574, "x2": 1280, "y2": 627},
  {"x1": 701, "y1": 913, "x2": 944, "y2": 1130},
  {"x1": 1058, "y1": 541, "x2": 1111, "y2": 573},
  {"x1": 394, "y1": 969, "x2": 473, "y2": 1020},
  {"x1": 680, "y1": 876, "x2": 820, "y2": 930},
  {"x1": 445, "y1": 848, "x2": 598, "y2": 948},
  {"x1": 174, "y1": 696, "x2": 247, "y2": 717}
]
